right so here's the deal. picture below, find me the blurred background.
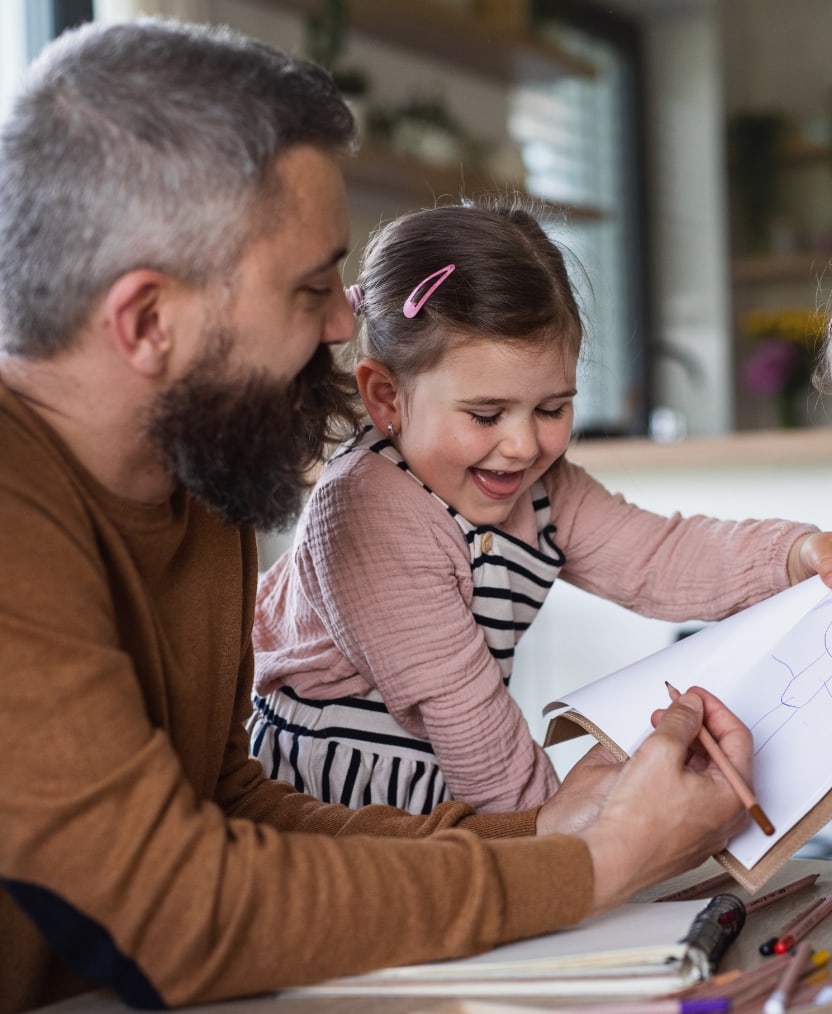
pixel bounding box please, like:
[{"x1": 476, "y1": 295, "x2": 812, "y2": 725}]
[{"x1": 5, "y1": 0, "x2": 832, "y2": 438}]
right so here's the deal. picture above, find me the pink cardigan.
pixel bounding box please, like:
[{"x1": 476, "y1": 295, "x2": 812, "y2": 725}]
[{"x1": 254, "y1": 450, "x2": 814, "y2": 812}]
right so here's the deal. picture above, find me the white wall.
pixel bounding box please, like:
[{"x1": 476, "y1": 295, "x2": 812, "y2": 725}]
[
  {"x1": 720, "y1": 0, "x2": 832, "y2": 118},
  {"x1": 511, "y1": 450, "x2": 832, "y2": 776},
  {"x1": 0, "y1": 1, "x2": 27, "y2": 122},
  {"x1": 639, "y1": 1, "x2": 734, "y2": 435}
]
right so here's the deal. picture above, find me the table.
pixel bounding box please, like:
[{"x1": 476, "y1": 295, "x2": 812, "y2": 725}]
[{"x1": 32, "y1": 859, "x2": 832, "y2": 1014}]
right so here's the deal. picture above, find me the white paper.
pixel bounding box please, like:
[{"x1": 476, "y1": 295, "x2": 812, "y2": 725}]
[
  {"x1": 283, "y1": 901, "x2": 706, "y2": 997},
  {"x1": 552, "y1": 576, "x2": 832, "y2": 868}
]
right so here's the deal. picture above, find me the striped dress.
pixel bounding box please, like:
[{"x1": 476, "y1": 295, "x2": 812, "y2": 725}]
[{"x1": 248, "y1": 425, "x2": 566, "y2": 814}]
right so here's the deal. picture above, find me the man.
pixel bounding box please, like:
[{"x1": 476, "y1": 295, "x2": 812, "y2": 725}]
[{"x1": 0, "y1": 17, "x2": 753, "y2": 1013}]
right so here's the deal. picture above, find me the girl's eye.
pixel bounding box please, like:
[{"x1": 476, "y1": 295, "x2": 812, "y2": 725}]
[
  {"x1": 537, "y1": 405, "x2": 568, "y2": 419},
  {"x1": 470, "y1": 413, "x2": 501, "y2": 427}
]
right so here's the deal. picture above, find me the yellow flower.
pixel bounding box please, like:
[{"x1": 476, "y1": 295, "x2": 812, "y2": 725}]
[{"x1": 745, "y1": 308, "x2": 829, "y2": 347}]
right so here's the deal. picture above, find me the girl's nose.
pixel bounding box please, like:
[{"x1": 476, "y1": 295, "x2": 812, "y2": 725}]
[{"x1": 501, "y1": 418, "x2": 538, "y2": 460}]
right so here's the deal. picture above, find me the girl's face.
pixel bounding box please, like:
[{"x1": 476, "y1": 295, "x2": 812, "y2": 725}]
[{"x1": 396, "y1": 338, "x2": 577, "y2": 526}]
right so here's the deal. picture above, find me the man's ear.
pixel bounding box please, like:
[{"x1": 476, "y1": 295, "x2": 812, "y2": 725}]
[
  {"x1": 100, "y1": 270, "x2": 178, "y2": 378},
  {"x1": 355, "y1": 357, "x2": 402, "y2": 434}
]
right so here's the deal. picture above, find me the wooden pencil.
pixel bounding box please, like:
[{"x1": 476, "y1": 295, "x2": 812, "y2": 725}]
[
  {"x1": 665, "y1": 682, "x2": 775, "y2": 835},
  {"x1": 746, "y1": 873, "x2": 820, "y2": 914}
]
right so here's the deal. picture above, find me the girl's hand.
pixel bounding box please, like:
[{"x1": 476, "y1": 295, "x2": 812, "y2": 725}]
[{"x1": 787, "y1": 532, "x2": 832, "y2": 587}]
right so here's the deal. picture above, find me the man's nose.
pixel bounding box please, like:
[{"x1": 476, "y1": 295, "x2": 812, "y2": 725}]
[{"x1": 321, "y1": 287, "x2": 357, "y2": 346}]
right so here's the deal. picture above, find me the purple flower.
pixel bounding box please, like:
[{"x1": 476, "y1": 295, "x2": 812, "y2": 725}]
[{"x1": 742, "y1": 338, "x2": 805, "y2": 396}]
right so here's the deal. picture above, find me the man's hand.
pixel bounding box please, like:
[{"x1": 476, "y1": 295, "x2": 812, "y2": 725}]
[
  {"x1": 536, "y1": 687, "x2": 752, "y2": 916},
  {"x1": 536, "y1": 744, "x2": 623, "y2": 837}
]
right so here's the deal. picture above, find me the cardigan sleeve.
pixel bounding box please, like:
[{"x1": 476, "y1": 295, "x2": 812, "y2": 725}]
[
  {"x1": 0, "y1": 396, "x2": 591, "y2": 1013},
  {"x1": 292, "y1": 452, "x2": 559, "y2": 812},
  {"x1": 547, "y1": 456, "x2": 818, "y2": 620}
]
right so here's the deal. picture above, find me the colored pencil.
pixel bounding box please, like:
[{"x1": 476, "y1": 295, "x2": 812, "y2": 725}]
[
  {"x1": 764, "y1": 940, "x2": 815, "y2": 1014},
  {"x1": 761, "y1": 897, "x2": 827, "y2": 955},
  {"x1": 747, "y1": 873, "x2": 821, "y2": 914},
  {"x1": 654, "y1": 870, "x2": 736, "y2": 902},
  {"x1": 665, "y1": 682, "x2": 775, "y2": 835},
  {"x1": 774, "y1": 896, "x2": 832, "y2": 954}
]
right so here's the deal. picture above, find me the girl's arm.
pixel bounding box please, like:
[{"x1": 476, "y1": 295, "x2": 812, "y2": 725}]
[
  {"x1": 298, "y1": 454, "x2": 558, "y2": 812},
  {"x1": 547, "y1": 457, "x2": 818, "y2": 621}
]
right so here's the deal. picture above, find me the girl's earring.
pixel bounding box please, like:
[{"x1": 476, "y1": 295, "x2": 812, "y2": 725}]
[{"x1": 387, "y1": 422, "x2": 396, "y2": 439}]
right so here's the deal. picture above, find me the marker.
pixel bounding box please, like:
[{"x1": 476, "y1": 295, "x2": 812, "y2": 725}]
[
  {"x1": 774, "y1": 896, "x2": 832, "y2": 954},
  {"x1": 719, "y1": 907, "x2": 743, "y2": 927},
  {"x1": 763, "y1": 940, "x2": 814, "y2": 1014}
]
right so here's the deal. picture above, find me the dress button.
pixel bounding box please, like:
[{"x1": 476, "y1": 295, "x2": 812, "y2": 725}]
[{"x1": 481, "y1": 532, "x2": 493, "y2": 553}]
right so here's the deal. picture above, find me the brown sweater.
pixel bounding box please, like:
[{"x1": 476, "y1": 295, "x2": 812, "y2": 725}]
[{"x1": 0, "y1": 381, "x2": 593, "y2": 1014}]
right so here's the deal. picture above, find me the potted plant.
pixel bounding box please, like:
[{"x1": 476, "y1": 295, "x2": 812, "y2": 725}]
[
  {"x1": 368, "y1": 93, "x2": 482, "y2": 168},
  {"x1": 305, "y1": 0, "x2": 370, "y2": 129}
]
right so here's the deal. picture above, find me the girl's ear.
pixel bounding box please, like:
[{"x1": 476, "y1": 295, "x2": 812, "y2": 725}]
[{"x1": 355, "y1": 357, "x2": 402, "y2": 435}]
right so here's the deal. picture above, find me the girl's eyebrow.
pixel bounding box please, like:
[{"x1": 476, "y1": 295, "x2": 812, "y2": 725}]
[{"x1": 457, "y1": 389, "x2": 577, "y2": 407}]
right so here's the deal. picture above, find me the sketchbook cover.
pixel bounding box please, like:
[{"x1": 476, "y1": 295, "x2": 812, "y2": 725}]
[
  {"x1": 280, "y1": 900, "x2": 721, "y2": 999},
  {"x1": 543, "y1": 576, "x2": 832, "y2": 893}
]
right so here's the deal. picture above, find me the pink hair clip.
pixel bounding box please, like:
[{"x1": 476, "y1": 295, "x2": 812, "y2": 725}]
[
  {"x1": 344, "y1": 283, "x2": 364, "y2": 316},
  {"x1": 402, "y1": 264, "x2": 455, "y2": 319}
]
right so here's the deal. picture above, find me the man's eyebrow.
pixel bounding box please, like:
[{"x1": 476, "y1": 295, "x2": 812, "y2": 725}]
[{"x1": 302, "y1": 247, "x2": 349, "y2": 278}]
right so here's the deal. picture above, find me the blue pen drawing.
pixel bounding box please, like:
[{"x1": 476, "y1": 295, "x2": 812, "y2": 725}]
[{"x1": 747, "y1": 598, "x2": 832, "y2": 754}]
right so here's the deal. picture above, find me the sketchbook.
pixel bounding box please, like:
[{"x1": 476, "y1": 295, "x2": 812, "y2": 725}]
[
  {"x1": 544, "y1": 575, "x2": 832, "y2": 893},
  {"x1": 281, "y1": 895, "x2": 744, "y2": 999}
]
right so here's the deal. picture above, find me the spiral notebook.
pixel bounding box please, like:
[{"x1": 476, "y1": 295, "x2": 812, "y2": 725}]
[
  {"x1": 281, "y1": 895, "x2": 745, "y2": 999},
  {"x1": 544, "y1": 576, "x2": 832, "y2": 893}
]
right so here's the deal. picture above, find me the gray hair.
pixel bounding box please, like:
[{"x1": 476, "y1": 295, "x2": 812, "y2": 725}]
[{"x1": 0, "y1": 17, "x2": 356, "y2": 357}]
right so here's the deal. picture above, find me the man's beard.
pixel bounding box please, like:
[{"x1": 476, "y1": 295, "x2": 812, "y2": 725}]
[{"x1": 145, "y1": 331, "x2": 359, "y2": 531}]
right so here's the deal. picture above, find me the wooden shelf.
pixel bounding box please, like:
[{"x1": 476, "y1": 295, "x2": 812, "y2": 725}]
[
  {"x1": 732, "y1": 251, "x2": 831, "y2": 285},
  {"x1": 782, "y1": 138, "x2": 832, "y2": 166},
  {"x1": 341, "y1": 143, "x2": 604, "y2": 221},
  {"x1": 272, "y1": 0, "x2": 597, "y2": 84},
  {"x1": 568, "y1": 427, "x2": 832, "y2": 473}
]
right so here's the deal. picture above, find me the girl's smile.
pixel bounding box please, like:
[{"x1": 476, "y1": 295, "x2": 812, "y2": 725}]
[
  {"x1": 470, "y1": 467, "x2": 526, "y2": 500},
  {"x1": 394, "y1": 338, "x2": 577, "y2": 526}
]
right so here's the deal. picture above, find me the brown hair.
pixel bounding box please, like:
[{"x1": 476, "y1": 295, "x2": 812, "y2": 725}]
[{"x1": 355, "y1": 198, "x2": 584, "y2": 384}]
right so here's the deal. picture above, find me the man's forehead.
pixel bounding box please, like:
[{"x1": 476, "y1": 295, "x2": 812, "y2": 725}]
[{"x1": 270, "y1": 145, "x2": 350, "y2": 247}]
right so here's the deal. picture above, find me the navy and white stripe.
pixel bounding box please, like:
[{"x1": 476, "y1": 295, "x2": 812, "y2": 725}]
[
  {"x1": 250, "y1": 425, "x2": 566, "y2": 810},
  {"x1": 248, "y1": 686, "x2": 450, "y2": 814},
  {"x1": 335, "y1": 425, "x2": 566, "y2": 683}
]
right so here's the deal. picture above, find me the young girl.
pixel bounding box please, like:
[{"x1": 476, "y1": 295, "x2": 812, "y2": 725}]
[{"x1": 249, "y1": 198, "x2": 828, "y2": 815}]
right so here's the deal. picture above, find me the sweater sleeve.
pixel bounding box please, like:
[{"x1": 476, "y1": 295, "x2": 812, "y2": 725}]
[
  {"x1": 548, "y1": 456, "x2": 818, "y2": 620},
  {"x1": 0, "y1": 411, "x2": 591, "y2": 1013},
  {"x1": 292, "y1": 453, "x2": 559, "y2": 812}
]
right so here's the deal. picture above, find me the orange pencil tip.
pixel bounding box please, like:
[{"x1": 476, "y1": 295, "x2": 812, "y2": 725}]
[{"x1": 749, "y1": 802, "x2": 775, "y2": 836}]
